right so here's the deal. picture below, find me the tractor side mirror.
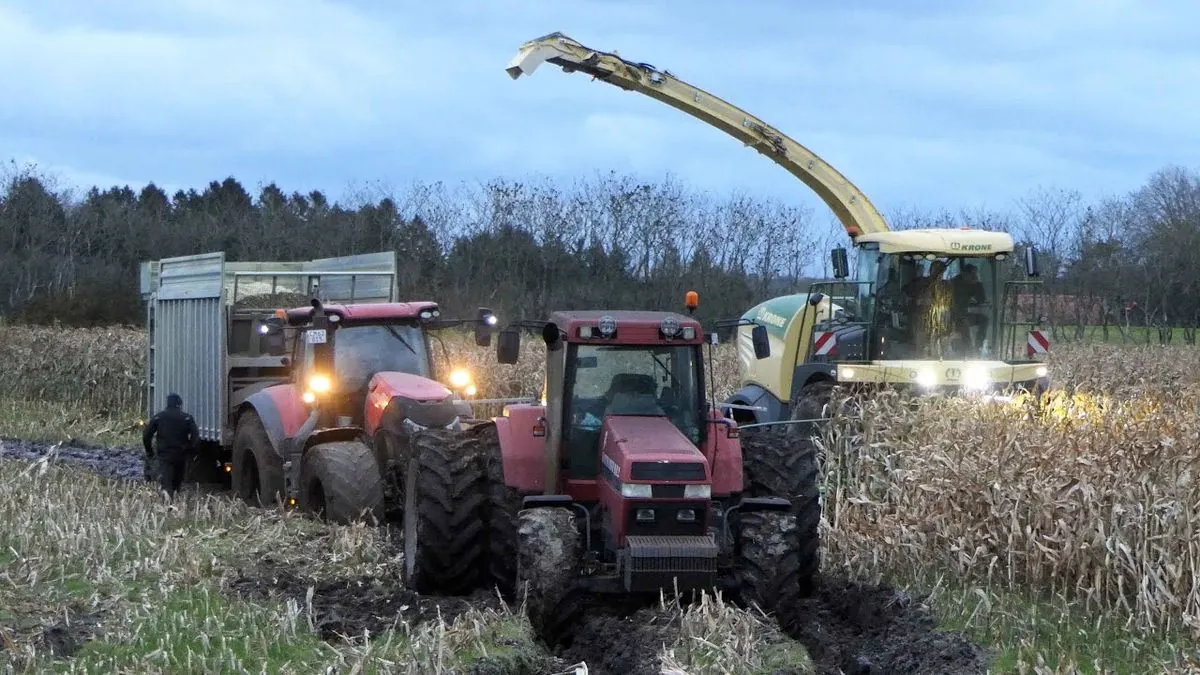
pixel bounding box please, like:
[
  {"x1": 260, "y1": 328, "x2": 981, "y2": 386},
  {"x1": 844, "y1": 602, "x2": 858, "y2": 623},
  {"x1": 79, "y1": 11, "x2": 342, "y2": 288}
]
[
  {"x1": 1024, "y1": 246, "x2": 1041, "y2": 277},
  {"x1": 751, "y1": 324, "x2": 771, "y2": 359},
  {"x1": 475, "y1": 307, "x2": 497, "y2": 347},
  {"x1": 831, "y1": 247, "x2": 850, "y2": 279},
  {"x1": 497, "y1": 329, "x2": 521, "y2": 364},
  {"x1": 541, "y1": 321, "x2": 563, "y2": 352}
]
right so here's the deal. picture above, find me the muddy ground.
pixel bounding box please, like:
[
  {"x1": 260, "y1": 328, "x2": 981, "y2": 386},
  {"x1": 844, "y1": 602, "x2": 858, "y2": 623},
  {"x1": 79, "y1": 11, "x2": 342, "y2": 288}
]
[{"x1": 2, "y1": 439, "x2": 991, "y2": 674}]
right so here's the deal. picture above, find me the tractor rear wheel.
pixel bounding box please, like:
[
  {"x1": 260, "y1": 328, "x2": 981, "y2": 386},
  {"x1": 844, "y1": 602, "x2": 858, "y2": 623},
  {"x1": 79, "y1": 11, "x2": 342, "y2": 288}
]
[
  {"x1": 474, "y1": 422, "x2": 524, "y2": 598},
  {"x1": 517, "y1": 506, "x2": 580, "y2": 645},
  {"x1": 401, "y1": 430, "x2": 488, "y2": 595},
  {"x1": 297, "y1": 441, "x2": 385, "y2": 524},
  {"x1": 231, "y1": 410, "x2": 284, "y2": 507}
]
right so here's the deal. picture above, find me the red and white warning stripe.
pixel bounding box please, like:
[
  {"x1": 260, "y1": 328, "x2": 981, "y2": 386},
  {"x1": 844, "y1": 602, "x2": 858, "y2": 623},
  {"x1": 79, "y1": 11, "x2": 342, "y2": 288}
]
[
  {"x1": 1027, "y1": 329, "x2": 1050, "y2": 356},
  {"x1": 813, "y1": 331, "x2": 837, "y2": 357}
]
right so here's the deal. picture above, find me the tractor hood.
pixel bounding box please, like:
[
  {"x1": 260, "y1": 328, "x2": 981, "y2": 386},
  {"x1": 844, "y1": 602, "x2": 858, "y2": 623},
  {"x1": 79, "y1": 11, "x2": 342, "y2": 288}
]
[
  {"x1": 368, "y1": 371, "x2": 460, "y2": 429},
  {"x1": 600, "y1": 416, "x2": 709, "y2": 482}
]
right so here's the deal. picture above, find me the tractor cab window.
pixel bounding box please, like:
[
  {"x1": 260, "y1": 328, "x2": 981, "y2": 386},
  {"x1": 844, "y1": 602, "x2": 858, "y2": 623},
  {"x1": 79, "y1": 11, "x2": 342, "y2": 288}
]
[
  {"x1": 562, "y1": 344, "x2": 702, "y2": 478},
  {"x1": 300, "y1": 323, "x2": 432, "y2": 394},
  {"x1": 871, "y1": 254, "x2": 997, "y2": 359}
]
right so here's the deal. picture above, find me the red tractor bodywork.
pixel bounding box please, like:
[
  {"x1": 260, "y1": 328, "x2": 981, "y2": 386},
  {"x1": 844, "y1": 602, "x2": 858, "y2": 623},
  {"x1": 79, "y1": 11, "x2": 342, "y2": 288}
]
[
  {"x1": 491, "y1": 308, "x2": 780, "y2": 595},
  {"x1": 236, "y1": 299, "x2": 491, "y2": 511}
]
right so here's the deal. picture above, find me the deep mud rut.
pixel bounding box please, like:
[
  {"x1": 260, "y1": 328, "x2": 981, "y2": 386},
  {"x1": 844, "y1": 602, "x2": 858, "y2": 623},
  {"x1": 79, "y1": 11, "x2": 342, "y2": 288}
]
[{"x1": 3, "y1": 440, "x2": 991, "y2": 674}]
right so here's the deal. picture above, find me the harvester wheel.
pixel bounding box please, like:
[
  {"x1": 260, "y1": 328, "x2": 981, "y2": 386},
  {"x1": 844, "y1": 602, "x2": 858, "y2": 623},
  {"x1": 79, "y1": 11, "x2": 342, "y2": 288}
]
[
  {"x1": 737, "y1": 509, "x2": 803, "y2": 614},
  {"x1": 401, "y1": 431, "x2": 487, "y2": 595},
  {"x1": 517, "y1": 507, "x2": 580, "y2": 646},
  {"x1": 297, "y1": 440, "x2": 384, "y2": 525},
  {"x1": 740, "y1": 410, "x2": 821, "y2": 598},
  {"x1": 231, "y1": 410, "x2": 285, "y2": 507}
]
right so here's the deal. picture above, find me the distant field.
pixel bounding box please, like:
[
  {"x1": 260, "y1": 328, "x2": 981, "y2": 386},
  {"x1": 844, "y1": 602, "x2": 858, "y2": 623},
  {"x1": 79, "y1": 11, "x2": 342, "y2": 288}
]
[{"x1": 1, "y1": 324, "x2": 1199, "y2": 671}]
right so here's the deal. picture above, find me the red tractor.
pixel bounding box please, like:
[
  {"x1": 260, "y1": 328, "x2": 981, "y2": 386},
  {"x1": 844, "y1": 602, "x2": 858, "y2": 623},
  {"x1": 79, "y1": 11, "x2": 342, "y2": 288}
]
[
  {"x1": 241, "y1": 299, "x2": 498, "y2": 523},
  {"x1": 401, "y1": 295, "x2": 822, "y2": 636}
]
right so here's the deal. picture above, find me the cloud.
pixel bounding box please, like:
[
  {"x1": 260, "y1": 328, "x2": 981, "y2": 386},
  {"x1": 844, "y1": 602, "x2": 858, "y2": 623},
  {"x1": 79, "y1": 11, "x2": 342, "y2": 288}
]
[{"x1": 1, "y1": 0, "x2": 1197, "y2": 227}]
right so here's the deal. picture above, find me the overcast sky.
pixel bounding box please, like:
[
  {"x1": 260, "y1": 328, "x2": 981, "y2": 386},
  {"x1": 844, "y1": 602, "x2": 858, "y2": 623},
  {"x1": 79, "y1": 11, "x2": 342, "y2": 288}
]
[{"x1": 3, "y1": 0, "x2": 1197, "y2": 229}]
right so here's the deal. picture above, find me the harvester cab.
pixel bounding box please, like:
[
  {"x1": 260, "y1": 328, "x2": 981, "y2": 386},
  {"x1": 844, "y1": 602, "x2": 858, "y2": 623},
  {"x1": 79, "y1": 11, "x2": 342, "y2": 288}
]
[{"x1": 403, "y1": 293, "x2": 820, "y2": 637}]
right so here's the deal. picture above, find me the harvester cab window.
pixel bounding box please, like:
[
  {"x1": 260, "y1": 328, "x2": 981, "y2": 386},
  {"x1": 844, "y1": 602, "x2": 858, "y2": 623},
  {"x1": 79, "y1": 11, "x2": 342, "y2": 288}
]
[
  {"x1": 870, "y1": 254, "x2": 997, "y2": 359},
  {"x1": 562, "y1": 344, "x2": 702, "y2": 478}
]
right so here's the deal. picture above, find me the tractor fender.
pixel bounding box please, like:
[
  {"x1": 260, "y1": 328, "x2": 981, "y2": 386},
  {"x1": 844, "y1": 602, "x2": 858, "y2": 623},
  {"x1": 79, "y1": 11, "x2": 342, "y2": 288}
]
[
  {"x1": 240, "y1": 388, "x2": 309, "y2": 459},
  {"x1": 723, "y1": 384, "x2": 787, "y2": 425},
  {"x1": 494, "y1": 406, "x2": 546, "y2": 493}
]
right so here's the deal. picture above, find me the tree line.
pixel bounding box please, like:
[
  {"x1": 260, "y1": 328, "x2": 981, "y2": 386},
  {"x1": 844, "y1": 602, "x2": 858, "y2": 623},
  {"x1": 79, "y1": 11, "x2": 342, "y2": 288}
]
[{"x1": 2, "y1": 158, "x2": 1198, "y2": 340}]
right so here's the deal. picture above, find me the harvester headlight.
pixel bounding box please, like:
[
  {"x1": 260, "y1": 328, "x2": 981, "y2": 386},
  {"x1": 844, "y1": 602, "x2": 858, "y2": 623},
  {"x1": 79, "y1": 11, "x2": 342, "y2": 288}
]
[
  {"x1": 448, "y1": 368, "x2": 472, "y2": 388},
  {"x1": 915, "y1": 369, "x2": 937, "y2": 388},
  {"x1": 308, "y1": 374, "x2": 332, "y2": 394},
  {"x1": 963, "y1": 365, "x2": 991, "y2": 391},
  {"x1": 621, "y1": 483, "x2": 653, "y2": 498},
  {"x1": 841, "y1": 367, "x2": 856, "y2": 380},
  {"x1": 1036, "y1": 366, "x2": 1048, "y2": 378}
]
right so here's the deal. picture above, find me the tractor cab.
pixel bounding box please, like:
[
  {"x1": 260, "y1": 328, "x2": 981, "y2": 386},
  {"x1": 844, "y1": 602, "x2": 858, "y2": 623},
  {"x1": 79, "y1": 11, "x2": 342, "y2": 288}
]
[{"x1": 262, "y1": 300, "x2": 497, "y2": 432}]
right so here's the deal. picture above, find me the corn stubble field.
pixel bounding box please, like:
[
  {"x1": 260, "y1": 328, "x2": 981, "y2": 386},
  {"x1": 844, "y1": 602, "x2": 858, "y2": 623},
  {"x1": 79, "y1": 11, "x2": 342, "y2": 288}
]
[{"x1": 1, "y1": 325, "x2": 1199, "y2": 673}]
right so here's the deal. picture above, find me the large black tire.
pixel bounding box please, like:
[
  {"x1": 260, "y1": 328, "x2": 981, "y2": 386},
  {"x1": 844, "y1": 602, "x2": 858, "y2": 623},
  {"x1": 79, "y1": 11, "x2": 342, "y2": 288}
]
[
  {"x1": 476, "y1": 423, "x2": 524, "y2": 598},
  {"x1": 231, "y1": 410, "x2": 284, "y2": 507},
  {"x1": 401, "y1": 430, "x2": 488, "y2": 595},
  {"x1": 740, "y1": 405, "x2": 822, "y2": 598},
  {"x1": 737, "y1": 509, "x2": 802, "y2": 613},
  {"x1": 297, "y1": 441, "x2": 385, "y2": 524},
  {"x1": 517, "y1": 507, "x2": 580, "y2": 645}
]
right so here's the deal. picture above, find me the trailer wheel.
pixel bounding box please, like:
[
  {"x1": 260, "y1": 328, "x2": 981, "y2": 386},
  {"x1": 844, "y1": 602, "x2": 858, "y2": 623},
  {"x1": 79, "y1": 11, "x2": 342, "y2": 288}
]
[
  {"x1": 401, "y1": 431, "x2": 487, "y2": 595},
  {"x1": 517, "y1": 506, "x2": 580, "y2": 645},
  {"x1": 737, "y1": 509, "x2": 803, "y2": 614},
  {"x1": 232, "y1": 410, "x2": 284, "y2": 507},
  {"x1": 740, "y1": 412, "x2": 821, "y2": 598},
  {"x1": 297, "y1": 441, "x2": 384, "y2": 525}
]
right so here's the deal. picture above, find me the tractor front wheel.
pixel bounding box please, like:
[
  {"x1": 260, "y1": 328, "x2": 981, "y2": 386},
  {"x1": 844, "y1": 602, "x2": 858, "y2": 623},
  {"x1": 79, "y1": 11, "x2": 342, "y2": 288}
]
[
  {"x1": 297, "y1": 441, "x2": 384, "y2": 524},
  {"x1": 231, "y1": 410, "x2": 284, "y2": 507},
  {"x1": 401, "y1": 431, "x2": 487, "y2": 595},
  {"x1": 517, "y1": 507, "x2": 581, "y2": 646},
  {"x1": 737, "y1": 509, "x2": 803, "y2": 614}
]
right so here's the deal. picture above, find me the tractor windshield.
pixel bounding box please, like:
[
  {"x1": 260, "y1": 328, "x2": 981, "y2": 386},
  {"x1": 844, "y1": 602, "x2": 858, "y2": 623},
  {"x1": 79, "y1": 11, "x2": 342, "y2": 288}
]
[
  {"x1": 561, "y1": 343, "x2": 703, "y2": 477},
  {"x1": 303, "y1": 323, "x2": 432, "y2": 394},
  {"x1": 868, "y1": 252, "x2": 998, "y2": 359}
]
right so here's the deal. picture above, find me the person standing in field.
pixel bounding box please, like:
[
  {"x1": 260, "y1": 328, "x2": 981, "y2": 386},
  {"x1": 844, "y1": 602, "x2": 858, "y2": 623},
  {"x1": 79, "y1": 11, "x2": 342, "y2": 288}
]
[{"x1": 142, "y1": 393, "x2": 200, "y2": 497}]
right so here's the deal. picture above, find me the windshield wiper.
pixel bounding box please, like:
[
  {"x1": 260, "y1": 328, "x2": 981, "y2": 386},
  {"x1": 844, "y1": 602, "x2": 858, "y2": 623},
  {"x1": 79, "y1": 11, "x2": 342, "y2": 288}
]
[{"x1": 385, "y1": 325, "x2": 418, "y2": 356}]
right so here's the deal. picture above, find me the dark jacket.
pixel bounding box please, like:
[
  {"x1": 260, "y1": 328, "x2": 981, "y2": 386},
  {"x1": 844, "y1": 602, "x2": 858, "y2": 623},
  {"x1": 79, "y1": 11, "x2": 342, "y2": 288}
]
[{"x1": 143, "y1": 406, "x2": 200, "y2": 456}]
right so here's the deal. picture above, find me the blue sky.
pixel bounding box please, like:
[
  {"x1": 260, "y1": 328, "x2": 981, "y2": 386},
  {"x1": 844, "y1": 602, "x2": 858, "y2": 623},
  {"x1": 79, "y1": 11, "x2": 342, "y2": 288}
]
[{"x1": 3, "y1": 0, "x2": 1198, "y2": 230}]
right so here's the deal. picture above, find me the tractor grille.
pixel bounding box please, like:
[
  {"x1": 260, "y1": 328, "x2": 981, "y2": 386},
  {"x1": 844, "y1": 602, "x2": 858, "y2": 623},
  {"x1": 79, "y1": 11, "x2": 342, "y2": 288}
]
[{"x1": 622, "y1": 535, "x2": 719, "y2": 593}]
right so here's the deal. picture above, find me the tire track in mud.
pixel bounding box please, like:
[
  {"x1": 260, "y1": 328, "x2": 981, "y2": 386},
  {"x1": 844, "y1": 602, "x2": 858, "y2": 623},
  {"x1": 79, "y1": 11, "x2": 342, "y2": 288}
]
[
  {"x1": 0, "y1": 438, "x2": 145, "y2": 481},
  {"x1": 4, "y1": 440, "x2": 990, "y2": 674}
]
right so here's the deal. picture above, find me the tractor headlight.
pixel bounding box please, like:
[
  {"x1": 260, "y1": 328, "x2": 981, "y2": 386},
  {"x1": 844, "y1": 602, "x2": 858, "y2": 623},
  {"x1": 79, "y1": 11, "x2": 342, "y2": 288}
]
[
  {"x1": 621, "y1": 483, "x2": 653, "y2": 498},
  {"x1": 683, "y1": 484, "x2": 711, "y2": 499},
  {"x1": 308, "y1": 374, "x2": 332, "y2": 394},
  {"x1": 449, "y1": 368, "x2": 472, "y2": 389}
]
